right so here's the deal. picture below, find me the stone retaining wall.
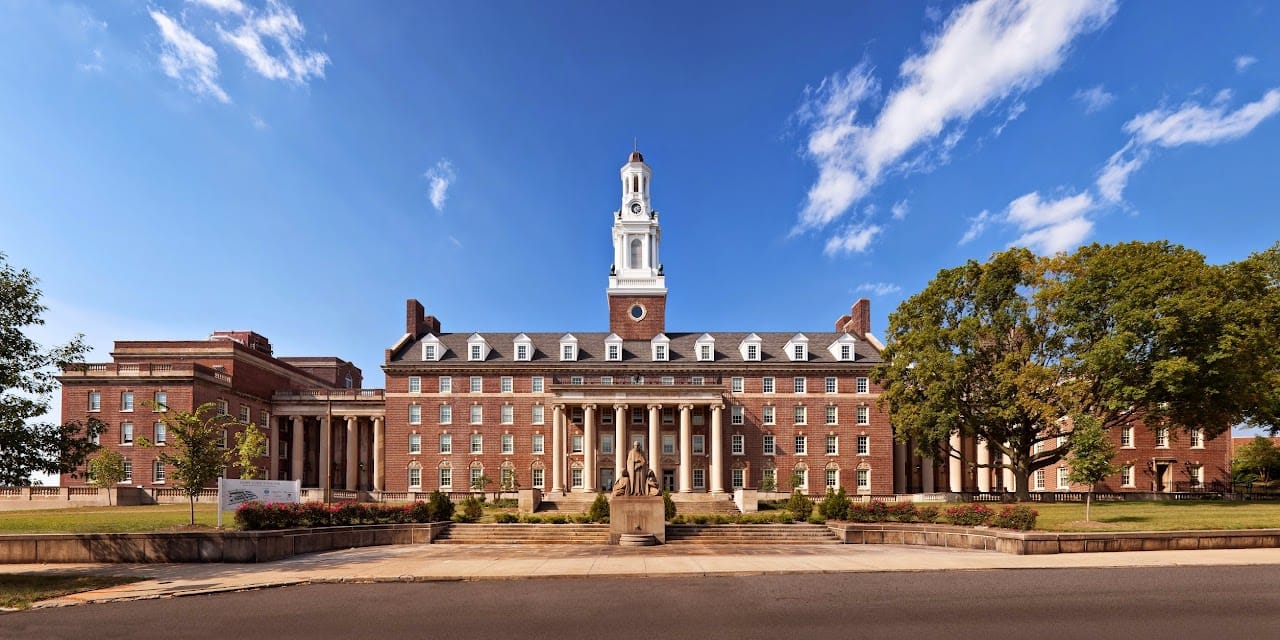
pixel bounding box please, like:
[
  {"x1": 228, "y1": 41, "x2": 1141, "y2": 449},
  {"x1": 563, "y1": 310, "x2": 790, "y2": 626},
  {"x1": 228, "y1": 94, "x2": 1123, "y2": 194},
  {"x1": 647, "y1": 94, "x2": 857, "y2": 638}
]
[
  {"x1": 830, "y1": 522, "x2": 1280, "y2": 555},
  {"x1": 0, "y1": 522, "x2": 449, "y2": 564}
]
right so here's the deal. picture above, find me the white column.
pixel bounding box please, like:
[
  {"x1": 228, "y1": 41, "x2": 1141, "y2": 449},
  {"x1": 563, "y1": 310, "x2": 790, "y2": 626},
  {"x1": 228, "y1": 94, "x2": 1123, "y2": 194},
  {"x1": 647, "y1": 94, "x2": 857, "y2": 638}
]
[
  {"x1": 922, "y1": 457, "x2": 935, "y2": 493},
  {"x1": 976, "y1": 438, "x2": 991, "y2": 492},
  {"x1": 710, "y1": 405, "x2": 725, "y2": 494},
  {"x1": 290, "y1": 415, "x2": 304, "y2": 482},
  {"x1": 583, "y1": 404, "x2": 597, "y2": 492},
  {"x1": 948, "y1": 433, "x2": 963, "y2": 492},
  {"x1": 1002, "y1": 450, "x2": 1014, "y2": 492},
  {"x1": 319, "y1": 416, "x2": 331, "y2": 493},
  {"x1": 678, "y1": 404, "x2": 692, "y2": 493},
  {"x1": 551, "y1": 405, "x2": 564, "y2": 494},
  {"x1": 268, "y1": 416, "x2": 279, "y2": 480},
  {"x1": 614, "y1": 405, "x2": 627, "y2": 482},
  {"x1": 345, "y1": 416, "x2": 359, "y2": 491},
  {"x1": 893, "y1": 441, "x2": 907, "y2": 493},
  {"x1": 648, "y1": 404, "x2": 662, "y2": 481},
  {"x1": 373, "y1": 416, "x2": 385, "y2": 492}
]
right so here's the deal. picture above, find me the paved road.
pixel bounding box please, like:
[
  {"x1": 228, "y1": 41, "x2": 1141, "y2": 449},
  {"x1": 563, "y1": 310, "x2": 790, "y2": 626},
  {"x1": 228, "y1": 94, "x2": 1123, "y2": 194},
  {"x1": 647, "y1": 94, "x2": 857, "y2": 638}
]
[{"x1": 11, "y1": 566, "x2": 1280, "y2": 639}]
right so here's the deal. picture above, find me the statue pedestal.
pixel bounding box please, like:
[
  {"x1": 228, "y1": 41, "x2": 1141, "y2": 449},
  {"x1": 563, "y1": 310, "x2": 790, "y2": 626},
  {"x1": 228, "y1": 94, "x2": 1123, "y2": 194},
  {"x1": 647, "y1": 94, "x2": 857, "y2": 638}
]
[{"x1": 609, "y1": 496, "x2": 665, "y2": 545}]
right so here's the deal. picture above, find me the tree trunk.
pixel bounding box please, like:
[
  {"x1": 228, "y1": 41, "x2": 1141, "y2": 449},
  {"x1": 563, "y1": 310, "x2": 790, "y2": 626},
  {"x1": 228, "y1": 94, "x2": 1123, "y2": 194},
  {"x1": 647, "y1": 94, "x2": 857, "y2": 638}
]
[
  {"x1": 1013, "y1": 462, "x2": 1032, "y2": 502},
  {"x1": 189, "y1": 496, "x2": 196, "y2": 526},
  {"x1": 1086, "y1": 485, "x2": 1093, "y2": 522}
]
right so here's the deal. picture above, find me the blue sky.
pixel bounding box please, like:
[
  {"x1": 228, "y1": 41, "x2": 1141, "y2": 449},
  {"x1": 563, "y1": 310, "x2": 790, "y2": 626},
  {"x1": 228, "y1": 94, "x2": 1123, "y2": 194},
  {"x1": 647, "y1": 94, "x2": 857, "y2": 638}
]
[{"x1": 3, "y1": 0, "x2": 1279, "y2": 401}]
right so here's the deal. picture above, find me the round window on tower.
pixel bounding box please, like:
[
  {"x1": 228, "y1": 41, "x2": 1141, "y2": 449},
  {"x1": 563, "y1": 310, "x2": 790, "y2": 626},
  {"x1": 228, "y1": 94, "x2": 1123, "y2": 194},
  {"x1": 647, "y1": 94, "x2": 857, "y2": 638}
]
[{"x1": 629, "y1": 304, "x2": 646, "y2": 321}]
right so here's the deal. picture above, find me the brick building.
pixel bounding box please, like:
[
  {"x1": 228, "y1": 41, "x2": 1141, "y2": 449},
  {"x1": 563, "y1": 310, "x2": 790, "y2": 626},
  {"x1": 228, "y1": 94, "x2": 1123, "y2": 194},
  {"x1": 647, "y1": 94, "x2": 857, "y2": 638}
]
[{"x1": 58, "y1": 149, "x2": 1229, "y2": 499}]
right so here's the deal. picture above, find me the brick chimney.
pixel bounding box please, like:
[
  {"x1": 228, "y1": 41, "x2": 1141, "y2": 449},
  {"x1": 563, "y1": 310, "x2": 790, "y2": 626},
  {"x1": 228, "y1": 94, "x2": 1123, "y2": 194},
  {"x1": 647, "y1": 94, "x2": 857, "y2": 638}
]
[
  {"x1": 406, "y1": 299, "x2": 441, "y2": 339},
  {"x1": 837, "y1": 298, "x2": 871, "y2": 339}
]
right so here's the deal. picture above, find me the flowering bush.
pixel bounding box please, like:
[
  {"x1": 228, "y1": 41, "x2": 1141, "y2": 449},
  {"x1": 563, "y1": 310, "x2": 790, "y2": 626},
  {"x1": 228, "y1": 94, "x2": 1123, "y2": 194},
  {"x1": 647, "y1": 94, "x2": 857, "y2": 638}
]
[
  {"x1": 990, "y1": 505, "x2": 1038, "y2": 530},
  {"x1": 943, "y1": 503, "x2": 995, "y2": 526},
  {"x1": 235, "y1": 492, "x2": 456, "y2": 530},
  {"x1": 917, "y1": 505, "x2": 942, "y2": 523},
  {"x1": 847, "y1": 500, "x2": 890, "y2": 523},
  {"x1": 887, "y1": 501, "x2": 919, "y2": 522}
]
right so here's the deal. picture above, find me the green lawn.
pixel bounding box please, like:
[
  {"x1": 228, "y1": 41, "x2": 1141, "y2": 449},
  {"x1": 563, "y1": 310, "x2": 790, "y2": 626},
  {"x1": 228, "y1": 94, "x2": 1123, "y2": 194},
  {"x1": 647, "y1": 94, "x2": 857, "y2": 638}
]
[
  {"x1": 0, "y1": 504, "x2": 226, "y2": 534},
  {"x1": 1029, "y1": 500, "x2": 1280, "y2": 532},
  {"x1": 0, "y1": 574, "x2": 145, "y2": 609}
]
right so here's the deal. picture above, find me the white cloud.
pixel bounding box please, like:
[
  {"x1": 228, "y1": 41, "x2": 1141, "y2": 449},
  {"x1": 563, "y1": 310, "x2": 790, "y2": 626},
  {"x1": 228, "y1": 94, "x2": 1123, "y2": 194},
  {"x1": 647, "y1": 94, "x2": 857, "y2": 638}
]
[
  {"x1": 190, "y1": 0, "x2": 247, "y2": 14},
  {"x1": 425, "y1": 159, "x2": 456, "y2": 212},
  {"x1": 1095, "y1": 142, "x2": 1147, "y2": 203},
  {"x1": 250, "y1": 114, "x2": 268, "y2": 130},
  {"x1": 823, "y1": 223, "x2": 883, "y2": 256},
  {"x1": 855, "y1": 282, "x2": 902, "y2": 296},
  {"x1": 1235, "y1": 55, "x2": 1258, "y2": 73},
  {"x1": 1005, "y1": 191, "x2": 1094, "y2": 230},
  {"x1": 77, "y1": 48, "x2": 104, "y2": 73},
  {"x1": 1124, "y1": 89, "x2": 1280, "y2": 147},
  {"x1": 959, "y1": 210, "x2": 994, "y2": 245},
  {"x1": 795, "y1": 0, "x2": 1116, "y2": 248},
  {"x1": 1073, "y1": 84, "x2": 1114, "y2": 113},
  {"x1": 150, "y1": 9, "x2": 230, "y2": 103},
  {"x1": 891, "y1": 199, "x2": 909, "y2": 220},
  {"x1": 448, "y1": 235, "x2": 462, "y2": 248},
  {"x1": 218, "y1": 0, "x2": 329, "y2": 85},
  {"x1": 1011, "y1": 215, "x2": 1093, "y2": 254},
  {"x1": 992, "y1": 101, "x2": 1027, "y2": 136}
]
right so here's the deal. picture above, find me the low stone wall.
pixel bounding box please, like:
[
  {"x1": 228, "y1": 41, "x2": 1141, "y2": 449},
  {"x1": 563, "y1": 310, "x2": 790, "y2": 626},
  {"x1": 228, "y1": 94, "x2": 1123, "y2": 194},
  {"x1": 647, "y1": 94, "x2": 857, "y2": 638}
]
[
  {"x1": 0, "y1": 522, "x2": 449, "y2": 564},
  {"x1": 830, "y1": 522, "x2": 1280, "y2": 555}
]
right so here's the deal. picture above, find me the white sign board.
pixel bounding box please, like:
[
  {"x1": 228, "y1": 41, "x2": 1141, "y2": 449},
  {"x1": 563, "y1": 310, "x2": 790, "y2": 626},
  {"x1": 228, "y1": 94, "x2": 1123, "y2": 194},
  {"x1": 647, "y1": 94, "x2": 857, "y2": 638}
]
[{"x1": 217, "y1": 478, "x2": 302, "y2": 527}]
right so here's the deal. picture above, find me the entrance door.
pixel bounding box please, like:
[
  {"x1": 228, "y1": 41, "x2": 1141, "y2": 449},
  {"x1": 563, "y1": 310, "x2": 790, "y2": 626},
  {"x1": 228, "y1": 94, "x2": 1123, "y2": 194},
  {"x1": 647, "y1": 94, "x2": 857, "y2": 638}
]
[
  {"x1": 601, "y1": 468, "x2": 615, "y2": 491},
  {"x1": 1154, "y1": 464, "x2": 1169, "y2": 492},
  {"x1": 662, "y1": 470, "x2": 675, "y2": 492}
]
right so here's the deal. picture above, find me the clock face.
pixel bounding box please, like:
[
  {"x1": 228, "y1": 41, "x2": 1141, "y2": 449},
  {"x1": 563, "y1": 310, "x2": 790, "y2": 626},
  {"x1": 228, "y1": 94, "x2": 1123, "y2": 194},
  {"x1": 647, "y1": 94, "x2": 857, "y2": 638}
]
[{"x1": 630, "y1": 202, "x2": 643, "y2": 214}]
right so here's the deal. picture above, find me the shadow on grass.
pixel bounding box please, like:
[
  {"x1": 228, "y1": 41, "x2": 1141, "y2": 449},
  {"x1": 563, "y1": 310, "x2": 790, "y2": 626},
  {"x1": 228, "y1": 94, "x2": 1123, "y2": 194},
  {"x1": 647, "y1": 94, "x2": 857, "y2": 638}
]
[{"x1": 1100, "y1": 516, "x2": 1152, "y2": 524}]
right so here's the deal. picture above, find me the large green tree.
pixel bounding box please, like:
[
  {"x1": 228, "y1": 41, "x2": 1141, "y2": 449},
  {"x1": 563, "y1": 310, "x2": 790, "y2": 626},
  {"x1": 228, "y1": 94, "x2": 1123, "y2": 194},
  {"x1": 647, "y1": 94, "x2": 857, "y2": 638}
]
[
  {"x1": 0, "y1": 253, "x2": 103, "y2": 486},
  {"x1": 139, "y1": 402, "x2": 245, "y2": 525},
  {"x1": 876, "y1": 242, "x2": 1278, "y2": 500},
  {"x1": 1065, "y1": 414, "x2": 1119, "y2": 522},
  {"x1": 1232, "y1": 437, "x2": 1280, "y2": 484}
]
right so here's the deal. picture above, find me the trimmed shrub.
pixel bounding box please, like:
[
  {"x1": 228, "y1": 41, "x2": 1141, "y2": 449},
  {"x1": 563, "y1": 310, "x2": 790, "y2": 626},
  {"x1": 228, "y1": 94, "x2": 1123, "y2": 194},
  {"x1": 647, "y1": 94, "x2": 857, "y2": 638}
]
[
  {"x1": 990, "y1": 505, "x2": 1038, "y2": 530},
  {"x1": 662, "y1": 490, "x2": 677, "y2": 521},
  {"x1": 546, "y1": 514, "x2": 569, "y2": 524},
  {"x1": 887, "y1": 501, "x2": 918, "y2": 523},
  {"x1": 493, "y1": 512, "x2": 519, "y2": 523},
  {"x1": 454, "y1": 496, "x2": 484, "y2": 523},
  {"x1": 587, "y1": 492, "x2": 610, "y2": 523},
  {"x1": 785, "y1": 489, "x2": 814, "y2": 522},
  {"x1": 817, "y1": 486, "x2": 851, "y2": 521},
  {"x1": 847, "y1": 500, "x2": 889, "y2": 523},
  {"x1": 235, "y1": 501, "x2": 430, "y2": 530},
  {"x1": 944, "y1": 503, "x2": 995, "y2": 527},
  {"x1": 807, "y1": 513, "x2": 827, "y2": 525},
  {"x1": 427, "y1": 491, "x2": 455, "y2": 522},
  {"x1": 917, "y1": 505, "x2": 942, "y2": 523},
  {"x1": 520, "y1": 514, "x2": 544, "y2": 524}
]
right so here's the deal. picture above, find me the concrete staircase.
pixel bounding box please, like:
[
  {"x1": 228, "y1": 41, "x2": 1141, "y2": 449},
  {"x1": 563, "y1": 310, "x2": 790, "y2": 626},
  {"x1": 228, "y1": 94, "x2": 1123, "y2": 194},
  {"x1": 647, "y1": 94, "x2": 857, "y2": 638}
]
[
  {"x1": 674, "y1": 500, "x2": 741, "y2": 515},
  {"x1": 664, "y1": 524, "x2": 841, "y2": 545},
  {"x1": 536, "y1": 496, "x2": 599, "y2": 514},
  {"x1": 435, "y1": 523, "x2": 610, "y2": 545}
]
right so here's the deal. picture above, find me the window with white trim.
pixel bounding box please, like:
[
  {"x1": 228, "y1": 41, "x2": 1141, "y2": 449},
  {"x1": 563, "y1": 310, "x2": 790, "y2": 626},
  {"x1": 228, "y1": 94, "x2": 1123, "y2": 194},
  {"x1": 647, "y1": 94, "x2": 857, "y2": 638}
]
[
  {"x1": 793, "y1": 377, "x2": 806, "y2": 393},
  {"x1": 531, "y1": 405, "x2": 544, "y2": 424},
  {"x1": 469, "y1": 344, "x2": 483, "y2": 361},
  {"x1": 653, "y1": 344, "x2": 668, "y2": 361},
  {"x1": 692, "y1": 434, "x2": 705, "y2": 454},
  {"x1": 632, "y1": 408, "x2": 644, "y2": 424},
  {"x1": 408, "y1": 405, "x2": 422, "y2": 425},
  {"x1": 794, "y1": 467, "x2": 808, "y2": 490},
  {"x1": 532, "y1": 433, "x2": 545, "y2": 454},
  {"x1": 239, "y1": 405, "x2": 250, "y2": 424},
  {"x1": 731, "y1": 406, "x2": 744, "y2": 425},
  {"x1": 408, "y1": 376, "x2": 421, "y2": 393},
  {"x1": 825, "y1": 377, "x2": 837, "y2": 394},
  {"x1": 731, "y1": 434, "x2": 744, "y2": 455},
  {"x1": 793, "y1": 344, "x2": 807, "y2": 361},
  {"x1": 662, "y1": 434, "x2": 675, "y2": 455},
  {"x1": 794, "y1": 435, "x2": 807, "y2": 455},
  {"x1": 840, "y1": 344, "x2": 853, "y2": 361},
  {"x1": 763, "y1": 467, "x2": 776, "y2": 489},
  {"x1": 825, "y1": 406, "x2": 838, "y2": 425},
  {"x1": 532, "y1": 466, "x2": 544, "y2": 488},
  {"x1": 501, "y1": 433, "x2": 514, "y2": 454},
  {"x1": 153, "y1": 460, "x2": 166, "y2": 483},
  {"x1": 731, "y1": 468, "x2": 744, "y2": 489},
  {"x1": 439, "y1": 404, "x2": 452, "y2": 424},
  {"x1": 857, "y1": 434, "x2": 869, "y2": 455},
  {"x1": 122, "y1": 459, "x2": 132, "y2": 483},
  {"x1": 1190, "y1": 428, "x2": 1203, "y2": 448},
  {"x1": 219, "y1": 429, "x2": 228, "y2": 449},
  {"x1": 216, "y1": 400, "x2": 228, "y2": 416},
  {"x1": 439, "y1": 376, "x2": 452, "y2": 393},
  {"x1": 470, "y1": 433, "x2": 483, "y2": 454},
  {"x1": 1034, "y1": 469, "x2": 1046, "y2": 490},
  {"x1": 1120, "y1": 425, "x2": 1133, "y2": 447},
  {"x1": 762, "y1": 376, "x2": 775, "y2": 394},
  {"x1": 763, "y1": 434, "x2": 776, "y2": 455},
  {"x1": 121, "y1": 422, "x2": 134, "y2": 445},
  {"x1": 571, "y1": 375, "x2": 584, "y2": 385},
  {"x1": 470, "y1": 376, "x2": 482, "y2": 393},
  {"x1": 408, "y1": 434, "x2": 421, "y2": 454},
  {"x1": 693, "y1": 468, "x2": 705, "y2": 489},
  {"x1": 661, "y1": 376, "x2": 674, "y2": 386},
  {"x1": 408, "y1": 466, "x2": 421, "y2": 488},
  {"x1": 1121, "y1": 464, "x2": 1134, "y2": 487},
  {"x1": 601, "y1": 376, "x2": 614, "y2": 385},
  {"x1": 856, "y1": 468, "x2": 869, "y2": 490},
  {"x1": 826, "y1": 468, "x2": 839, "y2": 489},
  {"x1": 467, "y1": 466, "x2": 483, "y2": 489},
  {"x1": 690, "y1": 376, "x2": 703, "y2": 385},
  {"x1": 154, "y1": 391, "x2": 167, "y2": 411},
  {"x1": 531, "y1": 376, "x2": 544, "y2": 393},
  {"x1": 693, "y1": 409, "x2": 705, "y2": 426},
  {"x1": 571, "y1": 467, "x2": 583, "y2": 488},
  {"x1": 746, "y1": 344, "x2": 760, "y2": 361},
  {"x1": 1190, "y1": 464, "x2": 1203, "y2": 487},
  {"x1": 1057, "y1": 466, "x2": 1069, "y2": 489},
  {"x1": 662, "y1": 407, "x2": 674, "y2": 424},
  {"x1": 439, "y1": 466, "x2": 452, "y2": 488},
  {"x1": 516, "y1": 344, "x2": 530, "y2": 361},
  {"x1": 762, "y1": 405, "x2": 775, "y2": 425},
  {"x1": 153, "y1": 422, "x2": 166, "y2": 444},
  {"x1": 439, "y1": 433, "x2": 451, "y2": 454},
  {"x1": 500, "y1": 376, "x2": 513, "y2": 393},
  {"x1": 699, "y1": 344, "x2": 712, "y2": 361},
  {"x1": 793, "y1": 405, "x2": 807, "y2": 424},
  {"x1": 608, "y1": 344, "x2": 621, "y2": 361},
  {"x1": 601, "y1": 433, "x2": 614, "y2": 454},
  {"x1": 424, "y1": 344, "x2": 437, "y2": 361},
  {"x1": 469, "y1": 405, "x2": 482, "y2": 424},
  {"x1": 572, "y1": 434, "x2": 583, "y2": 453},
  {"x1": 731, "y1": 377, "x2": 744, "y2": 393},
  {"x1": 856, "y1": 406, "x2": 869, "y2": 425},
  {"x1": 826, "y1": 435, "x2": 838, "y2": 455},
  {"x1": 856, "y1": 377, "x2": 869, "y2": 394},
  {"x1": 88, "y1": 392, "x2": 101, "y2": 412},
  {"x1": 121, "y1": 392, "x2": 134, "y2": 412},
  {"x1": 1155, "y1": 427, "x2": 1168, "y2": 448},
  {"x1": 500, "y1": 405, "x2": 514, "y2": 424}
]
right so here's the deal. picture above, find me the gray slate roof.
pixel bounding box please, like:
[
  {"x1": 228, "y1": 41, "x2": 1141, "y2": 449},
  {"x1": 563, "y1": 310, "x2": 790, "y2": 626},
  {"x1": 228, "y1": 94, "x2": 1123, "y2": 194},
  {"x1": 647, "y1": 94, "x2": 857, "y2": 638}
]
[{"x1": 387, "y1": 332, "x2": 882, "y2": 367}]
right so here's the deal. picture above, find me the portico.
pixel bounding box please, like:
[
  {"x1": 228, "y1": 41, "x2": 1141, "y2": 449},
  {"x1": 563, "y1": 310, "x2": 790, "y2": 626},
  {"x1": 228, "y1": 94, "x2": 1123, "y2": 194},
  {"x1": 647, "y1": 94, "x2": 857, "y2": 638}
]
[{"x1": 271, "y1": 389, "x2": 387, "y2": 493}]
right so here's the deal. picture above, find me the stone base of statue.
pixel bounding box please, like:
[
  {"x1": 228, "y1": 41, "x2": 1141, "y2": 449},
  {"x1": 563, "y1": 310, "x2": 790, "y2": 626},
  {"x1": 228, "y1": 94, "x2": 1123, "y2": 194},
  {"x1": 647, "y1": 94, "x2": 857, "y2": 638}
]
[{"x1": 609, "y1": 496, "x2": 665, "y2": 545}]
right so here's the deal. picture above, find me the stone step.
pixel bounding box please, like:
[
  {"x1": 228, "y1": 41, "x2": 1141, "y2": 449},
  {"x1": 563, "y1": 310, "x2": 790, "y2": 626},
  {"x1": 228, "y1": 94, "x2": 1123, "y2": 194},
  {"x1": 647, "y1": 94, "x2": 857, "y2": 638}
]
[
  {"x1": 664, "y1": 524, "x2": 841, "y2": 544},
  {"x1": 435, "y1": 523, "x2": 610, "y2": 545}
]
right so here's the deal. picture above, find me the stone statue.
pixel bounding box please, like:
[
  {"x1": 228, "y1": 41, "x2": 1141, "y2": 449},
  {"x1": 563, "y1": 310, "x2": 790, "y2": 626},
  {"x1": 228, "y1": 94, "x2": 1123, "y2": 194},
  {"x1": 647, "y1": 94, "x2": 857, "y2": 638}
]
[
  {"x1": 644, "y1": 470, "x2": 661, "y2": 496},
  {"x1": 612, "y1": 471, "x2": 631, "y2": 496},
  {"x1": 619, "y1": 443, "x2": 655, "y2": 497}
]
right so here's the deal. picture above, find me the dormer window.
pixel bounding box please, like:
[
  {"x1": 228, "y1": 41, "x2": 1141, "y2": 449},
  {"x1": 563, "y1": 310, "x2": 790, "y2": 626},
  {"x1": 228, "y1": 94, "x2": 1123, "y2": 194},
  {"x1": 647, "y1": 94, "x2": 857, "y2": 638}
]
[
  {"x1": 467, "y1": 334, "x2": 491, "y2": 362},
  {"x1": 740, "y1": 334, "x2": 763, "y2": 362},
  {"x1": 559, "y1": 334, "x2": 579, "y2": 362},
  {"x1": 605, "y1": 334, "x2": 623, "y2": 362},
  {"x1": 828, "y1": 334, "x2": 857, "y2": 362},
  {"x1": 785, "y1": 334, "x2": 809, "y2": 362},
  {"x1": 696, "y1": 334, "x2": 715, "y2": 362},
  {"x1": 421, "y1": 334, "x2": 445, "y2": 362},
  {"x1": 513, "y1": 334, "x2": 533, "y2": 362},
  {"x1": 651, "y1": 334, "x2": 670, "y2": 362}
]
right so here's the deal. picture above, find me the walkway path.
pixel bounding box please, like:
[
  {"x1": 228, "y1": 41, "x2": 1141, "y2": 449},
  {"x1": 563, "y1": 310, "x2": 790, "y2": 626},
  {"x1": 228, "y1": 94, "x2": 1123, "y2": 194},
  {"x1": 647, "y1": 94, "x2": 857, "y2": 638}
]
[{"x1": 10, "y1": 544, "x2": 1280, "y2": 608}]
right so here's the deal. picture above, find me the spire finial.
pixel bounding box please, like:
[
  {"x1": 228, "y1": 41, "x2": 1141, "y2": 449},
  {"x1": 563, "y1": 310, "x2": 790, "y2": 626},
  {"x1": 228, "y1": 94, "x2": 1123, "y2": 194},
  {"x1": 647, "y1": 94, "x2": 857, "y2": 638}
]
[{"x1": 633, "y1": 136, "x2": 637, "y2": 152}]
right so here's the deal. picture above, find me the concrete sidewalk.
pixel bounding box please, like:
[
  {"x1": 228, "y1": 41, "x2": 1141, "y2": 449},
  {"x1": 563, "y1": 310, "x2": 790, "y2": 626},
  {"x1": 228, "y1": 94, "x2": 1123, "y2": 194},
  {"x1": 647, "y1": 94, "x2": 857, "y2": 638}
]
[{"x1": 11, "y1": 543, "x2": 1280, "y2": 608}]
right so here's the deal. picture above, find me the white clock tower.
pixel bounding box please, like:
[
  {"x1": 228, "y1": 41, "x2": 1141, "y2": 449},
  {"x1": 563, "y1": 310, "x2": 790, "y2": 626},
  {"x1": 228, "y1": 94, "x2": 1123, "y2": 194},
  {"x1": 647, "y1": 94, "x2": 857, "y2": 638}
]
[{"x1": 608, "y1": 148, "x2": 667, "y2": 339}]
